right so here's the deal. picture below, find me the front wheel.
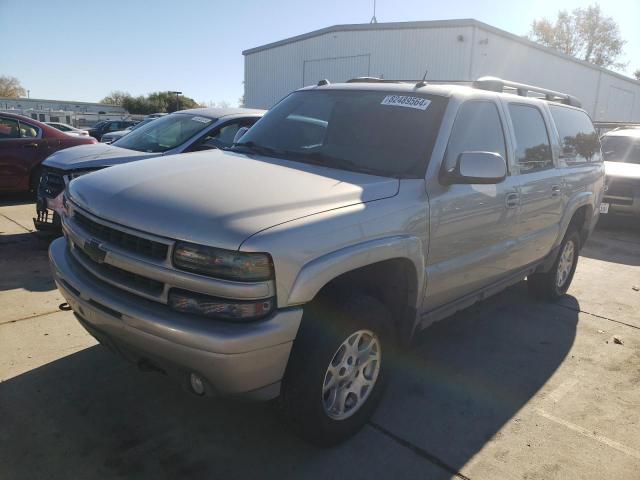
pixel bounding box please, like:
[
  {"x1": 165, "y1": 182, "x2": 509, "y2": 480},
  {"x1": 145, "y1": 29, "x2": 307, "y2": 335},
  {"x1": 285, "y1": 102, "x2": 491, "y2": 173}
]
[
  {"x1": 528, "y1": 228, "x2": 580, "y2": 300},
  {"x1": 279, "y1": 294, "x2": 393, "y2": 446}
]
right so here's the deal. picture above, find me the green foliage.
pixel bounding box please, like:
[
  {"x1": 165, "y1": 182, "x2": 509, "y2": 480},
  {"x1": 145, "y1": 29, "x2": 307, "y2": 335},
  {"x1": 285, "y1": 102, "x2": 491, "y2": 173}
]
[
  {"x1": 100, "y1": 91, "x2": 201, "y2": 114},
  {"x1": 529, "y1": 4, "x2": 626, "y2": 70}
]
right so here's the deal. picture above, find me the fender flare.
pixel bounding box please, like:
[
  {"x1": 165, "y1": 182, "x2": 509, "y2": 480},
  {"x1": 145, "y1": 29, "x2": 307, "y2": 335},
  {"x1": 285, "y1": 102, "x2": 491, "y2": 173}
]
[
  {"x1": 286, "y1": 235, "x2": 425, "y2": 307},
  {"x1": 553, "y1": 192, "x2": 594, "y2": 248}
]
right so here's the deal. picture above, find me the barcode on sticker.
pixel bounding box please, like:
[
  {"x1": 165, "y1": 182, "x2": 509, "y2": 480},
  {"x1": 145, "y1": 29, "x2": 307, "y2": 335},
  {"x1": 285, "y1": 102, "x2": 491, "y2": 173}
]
[
  {"x1": 381, "y1": 95, "x2": 431, "y2": 110},
  {"x1": 191, "y1": 116, "x2": 212, "y2": 123}
]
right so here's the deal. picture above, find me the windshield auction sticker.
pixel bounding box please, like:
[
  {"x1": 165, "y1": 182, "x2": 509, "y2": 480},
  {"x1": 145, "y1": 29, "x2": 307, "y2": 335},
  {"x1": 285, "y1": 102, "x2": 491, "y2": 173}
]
[
  {"x1": 381, "y1": 95, "x2": 431, "y2": 110},
  {"x1": 191, "y1": 116, "x2": 212, "y2": 123}
]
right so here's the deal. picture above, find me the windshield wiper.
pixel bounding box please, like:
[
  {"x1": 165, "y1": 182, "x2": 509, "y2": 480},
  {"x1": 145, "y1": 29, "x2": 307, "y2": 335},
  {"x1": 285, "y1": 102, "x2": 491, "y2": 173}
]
[
  {"x1": 231, "y1": 141, "x2": 282, "y2": 157},
  {"x1": 285, "y1": 151, "x2": 389, "y2": 177}
]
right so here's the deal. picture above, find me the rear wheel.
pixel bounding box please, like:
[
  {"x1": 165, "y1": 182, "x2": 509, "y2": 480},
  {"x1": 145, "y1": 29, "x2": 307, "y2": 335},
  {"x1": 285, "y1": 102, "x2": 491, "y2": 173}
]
[
  {"x1": 528, "y1": 228, "x2": 580, "y2": 300},
  {"x1": 29, "y1": 166, "x2": 43, "y2": 196},
  {"x1": 279, "y1": 294, "x2": 393, "y2": 446}
]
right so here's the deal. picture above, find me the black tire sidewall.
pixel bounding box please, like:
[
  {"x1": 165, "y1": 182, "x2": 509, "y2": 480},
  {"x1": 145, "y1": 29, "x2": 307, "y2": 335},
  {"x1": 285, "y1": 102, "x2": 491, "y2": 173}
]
[
  {"x1": 552, "y1": 229, "x2": 580, "y2": 296},
  {"x1": 281, "y1": 294, "x2": 393, "y2": 445}
]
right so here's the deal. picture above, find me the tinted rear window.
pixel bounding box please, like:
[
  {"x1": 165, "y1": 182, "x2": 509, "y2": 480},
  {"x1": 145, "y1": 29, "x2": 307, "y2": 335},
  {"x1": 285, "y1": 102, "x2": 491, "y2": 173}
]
[
  {"x1": 549, "y1": 106, "x2": 601, "y2": 163},
  {"x1": 509, "y1": 105, "x2": 553, "y2": 173}
]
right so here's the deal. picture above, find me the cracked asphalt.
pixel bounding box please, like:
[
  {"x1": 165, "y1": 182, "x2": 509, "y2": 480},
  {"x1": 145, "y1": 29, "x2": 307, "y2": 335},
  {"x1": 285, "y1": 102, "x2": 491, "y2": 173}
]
[{"x1": 1, "y1": 195, "x2": 639, "y2": 480}]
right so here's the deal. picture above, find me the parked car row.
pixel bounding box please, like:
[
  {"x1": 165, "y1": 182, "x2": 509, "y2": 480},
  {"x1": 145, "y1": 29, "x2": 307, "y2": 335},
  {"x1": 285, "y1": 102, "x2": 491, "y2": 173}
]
[{"x1": 46, "y1": 77, "x2": 606, "y2": 445}]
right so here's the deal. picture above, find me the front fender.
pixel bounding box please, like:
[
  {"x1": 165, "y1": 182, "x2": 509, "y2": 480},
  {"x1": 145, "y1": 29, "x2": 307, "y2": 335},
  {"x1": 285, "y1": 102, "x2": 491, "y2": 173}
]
[{"x1": 287, "y1": 235, "x2": 425, "y2": 307}]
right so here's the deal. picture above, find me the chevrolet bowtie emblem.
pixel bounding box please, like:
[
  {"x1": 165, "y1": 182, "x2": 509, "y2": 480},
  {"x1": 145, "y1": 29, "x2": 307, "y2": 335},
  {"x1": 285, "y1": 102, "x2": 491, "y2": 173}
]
[{"x1": 84, "y1": 239, "x2": 107, "y2": 264}]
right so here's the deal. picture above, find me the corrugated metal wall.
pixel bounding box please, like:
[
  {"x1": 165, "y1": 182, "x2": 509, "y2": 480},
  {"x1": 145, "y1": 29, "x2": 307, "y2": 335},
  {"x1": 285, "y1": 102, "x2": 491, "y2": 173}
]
[
  {"x1": 244, "y1": 23, "x2": 640, "y2": 122},
  {"x1": 244, "y1": 26, "x2": 474, "y2": 109}
]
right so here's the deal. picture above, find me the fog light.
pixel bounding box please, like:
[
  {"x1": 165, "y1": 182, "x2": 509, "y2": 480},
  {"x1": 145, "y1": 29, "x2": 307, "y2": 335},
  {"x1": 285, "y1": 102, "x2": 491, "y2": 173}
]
[{"x1": 190, "y1": 373, "x2": 205, "y2": 395}]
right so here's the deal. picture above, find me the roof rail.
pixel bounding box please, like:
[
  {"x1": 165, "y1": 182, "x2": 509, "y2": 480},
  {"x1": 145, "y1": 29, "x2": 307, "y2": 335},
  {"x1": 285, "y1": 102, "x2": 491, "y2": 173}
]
[
  {"x1": 345, "y1": 75, "x2": 582, "y2": 107},
  {"x1": 473, "y1": 76, "x2": 582, "y2": 107}
]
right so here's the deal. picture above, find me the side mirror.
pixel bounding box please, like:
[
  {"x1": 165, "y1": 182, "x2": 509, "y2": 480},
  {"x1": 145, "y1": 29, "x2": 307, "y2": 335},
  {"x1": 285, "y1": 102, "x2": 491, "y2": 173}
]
[
  {"x1": 442, "y1": 151, "x2": 507, "y2": 185},
  {"x1": 233, "y1": 127, "x2": 250, "y2": 144}
]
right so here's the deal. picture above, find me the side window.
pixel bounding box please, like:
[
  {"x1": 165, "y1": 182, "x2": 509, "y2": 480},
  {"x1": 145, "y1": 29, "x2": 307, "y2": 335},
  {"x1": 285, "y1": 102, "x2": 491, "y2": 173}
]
[
  {"x1": 196, "y1": 119, "x2": 258, "y2": 150},
  {"x1": 0, "y1": 117, "x2": 20, "y2": 139},
  {"x1": 509, "y1": 105, "x2": 553, "y2": 173},
  {"x1": 19, "y1": 122, "x2": 39, "y2": 138},
  {"x1": 549, "y1": 105, "x2": 601, "y2": 163},
  {"x1": 444, "y1": 101, "x2": 506, "y2": 171}
]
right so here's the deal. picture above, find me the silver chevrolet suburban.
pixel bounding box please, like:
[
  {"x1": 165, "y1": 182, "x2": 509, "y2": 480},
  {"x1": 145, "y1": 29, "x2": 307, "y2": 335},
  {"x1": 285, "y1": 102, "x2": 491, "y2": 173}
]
[{"x1": 49, "y1": 77, "x2": 604, "y2": 445}]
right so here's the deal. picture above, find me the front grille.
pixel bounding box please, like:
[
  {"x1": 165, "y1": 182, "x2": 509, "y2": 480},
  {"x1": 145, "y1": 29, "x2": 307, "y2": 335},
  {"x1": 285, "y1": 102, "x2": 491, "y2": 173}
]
[
  {"x1": 73, "y1": 211, "x2": 168, "y2": 261},
  {"x1": 38, "y1": 168, "x2": 65, "y2": 199},
  {"x1": 74, "y1": 246, "x2": 164, "y2": 297}
]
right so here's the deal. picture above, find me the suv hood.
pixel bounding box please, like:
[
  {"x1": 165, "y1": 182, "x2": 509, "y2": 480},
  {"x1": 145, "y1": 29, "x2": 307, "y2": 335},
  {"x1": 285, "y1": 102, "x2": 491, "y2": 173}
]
[
  {"x1": 605, "y1": 161, "x2": 640, "y2": 180},
  {"x1": 43, "y1": 143, "x2": 158, "y2": 171},
  {"x1": 69, "y1": 150, "x2": 399, "y2": 250}
]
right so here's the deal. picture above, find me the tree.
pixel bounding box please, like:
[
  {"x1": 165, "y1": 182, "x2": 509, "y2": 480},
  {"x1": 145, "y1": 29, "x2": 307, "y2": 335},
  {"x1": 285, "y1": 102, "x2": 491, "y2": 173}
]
[
  {"x1": 529, "y1": 4, "x2": 626, "y2": 70},
  {"x1": 100, "y1": 91, "x2": 201, "y2": 114},
  {"x1": 101, "y1": 90, "x2": 130, "y2": 105},
  {"x1": 634, "y1": 69, "x2": 640, "y2": 81},
  {"x1": 0, "y1": 76, "x2": 26, "y2": 98}
]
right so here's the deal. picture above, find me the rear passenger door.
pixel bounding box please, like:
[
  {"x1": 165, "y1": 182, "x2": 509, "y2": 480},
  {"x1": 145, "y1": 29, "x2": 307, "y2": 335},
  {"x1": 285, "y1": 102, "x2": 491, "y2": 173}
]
[
  {"x1": 506, "y1": 103, "x2": 562, "y2": 266},
  {"x1": 424, "y1": 100, "x2": 520, "y2": 311}
]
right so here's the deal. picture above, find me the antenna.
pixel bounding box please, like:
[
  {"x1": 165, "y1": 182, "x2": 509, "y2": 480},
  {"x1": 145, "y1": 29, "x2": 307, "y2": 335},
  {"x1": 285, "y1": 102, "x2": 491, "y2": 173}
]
[
  {"x1": 370, "y1": 0, "x2": 378, "y2": 23},
  {"x1": 415, "y1": 69, "x2": 428, "y2": 87}
]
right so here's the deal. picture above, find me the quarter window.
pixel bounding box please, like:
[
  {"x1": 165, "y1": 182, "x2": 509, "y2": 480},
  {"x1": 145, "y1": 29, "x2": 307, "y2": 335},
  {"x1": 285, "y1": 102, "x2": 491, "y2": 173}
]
[
  {"x1": 509, "y1": 105, "x2": 553, "y2": 173},
  {"x1": 549, "y1": 106, "x2": 601, "y2": 163},
  {"x1": 444, "y1": 101, "x2": 507, "y2": 171},
  {"x1": 0, "y1": 117, "x2": 20, "y2": 139}
]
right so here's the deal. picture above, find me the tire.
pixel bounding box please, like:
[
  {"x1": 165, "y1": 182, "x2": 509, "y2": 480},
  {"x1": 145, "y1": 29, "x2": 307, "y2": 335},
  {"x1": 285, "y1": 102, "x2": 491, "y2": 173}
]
[
  {"x1": 527, "y1": 227, "x2": 581, "y2": 300},
  {"x1": 29, "y1": 166, "x2": 43, "y2": 196},
  {"x1": 279, "y1": 293, "x2": 393, "y2": 446}
]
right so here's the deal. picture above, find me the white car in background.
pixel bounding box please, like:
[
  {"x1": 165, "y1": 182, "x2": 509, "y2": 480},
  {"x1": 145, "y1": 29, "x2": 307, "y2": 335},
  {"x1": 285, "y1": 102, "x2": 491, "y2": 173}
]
[{"x1": 45, "y1": 122, "x2": 89, "y2": 137}]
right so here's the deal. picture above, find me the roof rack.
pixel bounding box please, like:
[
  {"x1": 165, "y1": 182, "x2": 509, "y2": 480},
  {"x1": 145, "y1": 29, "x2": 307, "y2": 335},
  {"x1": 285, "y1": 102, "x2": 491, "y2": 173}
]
[
  {"x1": 344, "y1": 75, "x2": 581, "y2": 107},
  {"x1": 473, "y1": 76, "x2": 582, "y2": 107}
]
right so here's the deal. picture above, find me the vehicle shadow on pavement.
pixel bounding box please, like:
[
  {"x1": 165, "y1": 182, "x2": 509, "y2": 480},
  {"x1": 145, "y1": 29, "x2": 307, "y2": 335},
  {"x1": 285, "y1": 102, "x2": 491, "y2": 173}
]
[
  {"x1": 0, "y1": 192, "x2": 35, "y2": 207},
  {"x1": 374, "y1": 282, "x2": 579, "y2": 476},
  {"x1": 0, "y1": 232, "x2": 57, "y2": 293},
  {"x1": 0, "y1": 282, "x2": 578, "y2": 479},
  {"x1": 583, "y1": 219, "x2": 640, "y2": 267}
]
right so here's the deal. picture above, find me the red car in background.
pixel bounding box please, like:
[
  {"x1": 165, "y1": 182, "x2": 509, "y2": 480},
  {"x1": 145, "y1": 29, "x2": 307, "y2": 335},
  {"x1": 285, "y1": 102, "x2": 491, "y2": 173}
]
[{"x1": 0, "y1": 112, "x2": 96, "y2": 194}]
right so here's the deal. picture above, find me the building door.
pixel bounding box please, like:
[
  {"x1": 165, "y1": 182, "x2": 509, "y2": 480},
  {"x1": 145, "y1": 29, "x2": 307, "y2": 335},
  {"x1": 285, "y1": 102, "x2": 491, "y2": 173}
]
[{"x1": 302, "y1": 54, "x2": 370, "y2": 87}]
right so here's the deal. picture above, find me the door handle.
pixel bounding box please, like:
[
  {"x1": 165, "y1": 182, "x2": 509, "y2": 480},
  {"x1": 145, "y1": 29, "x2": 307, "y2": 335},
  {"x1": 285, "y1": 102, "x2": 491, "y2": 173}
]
[
  {"x1": 505, "y1": 192, "x2": 520, "y2": 208},
  {"x1": 24, "y1": 143, "x2": 39, "y2": 148},
  {"x1": 551, "y1": 185, "x2": 561, "y2": 197}
]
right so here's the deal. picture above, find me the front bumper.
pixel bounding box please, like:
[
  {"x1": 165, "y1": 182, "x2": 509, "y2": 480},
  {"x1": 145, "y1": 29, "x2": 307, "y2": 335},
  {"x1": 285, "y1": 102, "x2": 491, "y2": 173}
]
[{"x1": 49, "y1": 237, "x2": 302, "y2": 400}]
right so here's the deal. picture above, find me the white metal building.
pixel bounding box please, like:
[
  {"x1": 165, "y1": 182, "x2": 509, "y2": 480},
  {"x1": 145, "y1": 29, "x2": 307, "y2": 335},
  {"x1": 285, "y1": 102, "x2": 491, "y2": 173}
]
[
  {"x1": 243, "y1": 19, "x2": 640, "y2": 122},
  {"x1": 0, "y1": 97, "x2": 128, "y2": 127}
]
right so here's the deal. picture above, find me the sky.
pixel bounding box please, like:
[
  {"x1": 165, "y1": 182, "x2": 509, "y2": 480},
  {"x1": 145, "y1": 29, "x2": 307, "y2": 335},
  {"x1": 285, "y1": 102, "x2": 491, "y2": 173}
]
[{"x1": 1, "y1": 0, "x2": 638, "y2": 106}]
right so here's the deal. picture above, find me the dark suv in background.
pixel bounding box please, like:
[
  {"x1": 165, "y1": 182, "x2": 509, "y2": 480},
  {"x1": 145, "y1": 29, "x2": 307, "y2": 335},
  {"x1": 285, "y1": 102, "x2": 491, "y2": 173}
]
[{"x1": 87, "y1": 120, "x2": 138, "y2": 141}]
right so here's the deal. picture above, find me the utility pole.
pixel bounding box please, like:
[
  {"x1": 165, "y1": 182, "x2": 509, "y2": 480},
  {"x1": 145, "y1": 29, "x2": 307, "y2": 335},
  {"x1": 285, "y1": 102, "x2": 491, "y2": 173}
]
[
  {"x1": 27, "y1": 90, "x2": 30, "y2": 98},
  {"x1": 169, "y1": 91, "x2": 182, "y2": 112}
]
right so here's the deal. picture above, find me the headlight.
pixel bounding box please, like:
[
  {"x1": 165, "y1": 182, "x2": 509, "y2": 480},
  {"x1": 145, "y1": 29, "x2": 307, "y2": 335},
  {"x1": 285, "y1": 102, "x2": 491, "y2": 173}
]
[
  {"x1": 169, "y1": 289, "x2": 274, "y2": 321},
  {"x1": 173, "y1": 242, "x2": 273, "y2": 281}
]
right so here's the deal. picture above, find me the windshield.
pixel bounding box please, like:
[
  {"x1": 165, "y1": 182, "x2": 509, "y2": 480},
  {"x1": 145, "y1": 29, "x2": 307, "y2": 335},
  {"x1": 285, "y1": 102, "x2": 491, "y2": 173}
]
[
  {"x1": 129, "y1": 118, "x2": 154, "y2": 131},
  {"x1": 92, "y1": 121, "x2": 106, "y2": 129},
  {"x1": 601, "y1": 135, "x2": 640, "y2": 164},
  {"x1": 113, "y1": 113, "x2": 215, "y2": 152},
  {"x1": 235, "y1": 90, "x2": 448, "y2": 177}
]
